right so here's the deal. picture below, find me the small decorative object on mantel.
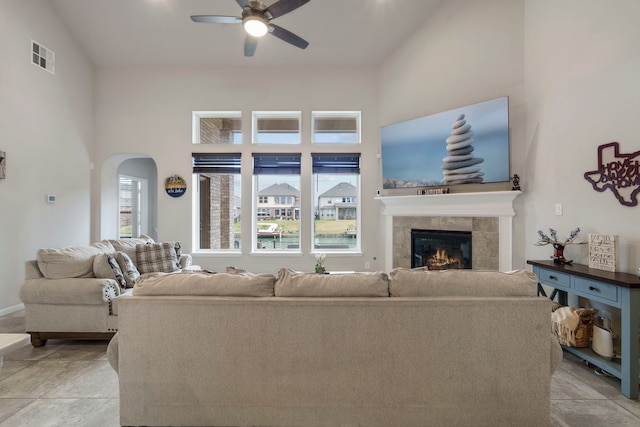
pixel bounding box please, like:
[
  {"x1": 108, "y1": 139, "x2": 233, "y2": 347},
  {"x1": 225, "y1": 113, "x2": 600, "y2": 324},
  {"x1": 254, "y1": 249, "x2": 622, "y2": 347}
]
[
  {"x1": 314, "y1": 253, "x2": 326, "y2": 274},
  {"x1": 535, "y1": 227, "x2": 585, "y2": 264},
  {"x1": 418, "y1": 187, "x2": 449, "y2": 195},
  {"x1": 588, "y1": 234, "x2": 619, "y2": 272},
  {"x1": 0, "y1": 150, "x2": 5, "y2": 179},
  {"x1": 511, "y1": 174, "x2": 521, "y2": 191},
  {"x1": 165, "y1": 175, "x2": 187, "y2": 198},
  {"x1": 584, "y1": 142, "x2": 640, "y2": 207}
]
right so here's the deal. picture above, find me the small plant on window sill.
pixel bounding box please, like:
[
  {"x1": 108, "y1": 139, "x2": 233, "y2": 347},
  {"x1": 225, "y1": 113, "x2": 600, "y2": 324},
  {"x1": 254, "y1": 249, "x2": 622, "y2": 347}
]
[{"x1": 314, "y1": 253, "x2": 326, "y2": 274}]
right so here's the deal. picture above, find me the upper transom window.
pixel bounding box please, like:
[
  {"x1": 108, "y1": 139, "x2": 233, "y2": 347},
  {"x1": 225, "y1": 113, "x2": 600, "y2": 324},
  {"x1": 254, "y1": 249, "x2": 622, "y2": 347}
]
[
  {"x1": 252, "y1": 111, "x2": 301, "y2": 144},
  {"x1": 312, "y1": 111, "x2": 360, "y2": 144},
  {"x1": 192, "y1": 111, "x2": 242, "y2": 145}
]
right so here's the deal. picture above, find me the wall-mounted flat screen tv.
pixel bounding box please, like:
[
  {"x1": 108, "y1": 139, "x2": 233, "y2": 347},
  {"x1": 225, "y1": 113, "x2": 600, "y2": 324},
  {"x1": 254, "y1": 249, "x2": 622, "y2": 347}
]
[{"x1": 381, "y1": 97, "x2": 510, "y2": 189}]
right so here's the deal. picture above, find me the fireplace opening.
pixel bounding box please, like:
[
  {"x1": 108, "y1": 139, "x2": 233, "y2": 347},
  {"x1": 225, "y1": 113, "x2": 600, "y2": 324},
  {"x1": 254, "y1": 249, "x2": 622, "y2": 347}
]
[{"x1": 411, "y1": 229, "x2": 472, "y2": 270}]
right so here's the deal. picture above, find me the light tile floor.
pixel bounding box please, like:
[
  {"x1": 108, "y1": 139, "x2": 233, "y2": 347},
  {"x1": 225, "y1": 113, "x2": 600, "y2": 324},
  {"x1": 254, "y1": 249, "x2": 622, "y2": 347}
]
[{"x1": 0, "y1": 309, "x2": 639, "y2": 426}]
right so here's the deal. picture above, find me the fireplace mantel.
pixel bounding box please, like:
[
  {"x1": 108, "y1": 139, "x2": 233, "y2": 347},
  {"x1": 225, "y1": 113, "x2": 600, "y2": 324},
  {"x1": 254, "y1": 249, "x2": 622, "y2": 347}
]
[{"x1": 376, "y1": 191, "x2": 522, "y2": 271}]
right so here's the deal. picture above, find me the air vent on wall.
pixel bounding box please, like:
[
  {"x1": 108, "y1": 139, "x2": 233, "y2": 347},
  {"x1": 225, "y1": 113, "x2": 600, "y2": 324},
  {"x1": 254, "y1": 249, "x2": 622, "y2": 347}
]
[{"x1": 31, "y1": 40, "x2": 55, "y2": 74}]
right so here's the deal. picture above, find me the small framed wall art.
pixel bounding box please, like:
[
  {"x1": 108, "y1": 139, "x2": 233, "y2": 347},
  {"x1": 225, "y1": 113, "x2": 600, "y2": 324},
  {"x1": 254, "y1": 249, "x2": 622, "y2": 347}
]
[{"x1": 165, "y1": 175, "x2": 187, "y2": 198}]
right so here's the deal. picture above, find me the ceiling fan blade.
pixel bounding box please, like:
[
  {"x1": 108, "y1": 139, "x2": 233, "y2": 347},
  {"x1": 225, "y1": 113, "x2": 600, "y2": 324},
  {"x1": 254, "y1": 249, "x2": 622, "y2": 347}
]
[
  {"x1": 269, "y1": 24, "x2": 309, "y2": 49},
  {"x1": 265, "y1": 0, "x2": 310, "y2": 20},
  {"x1": 191, "y1": 15, "x2": 242, "y2": 24},
  {"x1": 244, "y1": 35, "x2": 259, "y2": 57},
  {"x1": 236, "y1": 0, "x2": 251, "y2": 10}
]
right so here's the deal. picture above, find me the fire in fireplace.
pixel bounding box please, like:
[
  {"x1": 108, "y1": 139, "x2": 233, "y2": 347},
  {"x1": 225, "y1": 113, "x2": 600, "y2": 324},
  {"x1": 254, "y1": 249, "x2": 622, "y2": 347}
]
[{"x1": 411, "y1": 229, "x2": 472, "y2": 270}]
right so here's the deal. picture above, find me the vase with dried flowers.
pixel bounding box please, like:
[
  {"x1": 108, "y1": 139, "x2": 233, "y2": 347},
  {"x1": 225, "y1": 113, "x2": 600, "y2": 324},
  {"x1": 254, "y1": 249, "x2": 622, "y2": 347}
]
[
  {"x1": 314, "y1": 253, "x2": 326, "y2": 274},
  {"x1": 535, "y1": 227, "x2": 585, "y2": 264}
]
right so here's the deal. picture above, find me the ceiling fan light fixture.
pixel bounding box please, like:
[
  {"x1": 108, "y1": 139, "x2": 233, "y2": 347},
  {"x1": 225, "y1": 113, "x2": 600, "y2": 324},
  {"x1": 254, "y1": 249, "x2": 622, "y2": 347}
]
[{"x1": 243, "y1": 16, "x2": 268, "y2": 37}]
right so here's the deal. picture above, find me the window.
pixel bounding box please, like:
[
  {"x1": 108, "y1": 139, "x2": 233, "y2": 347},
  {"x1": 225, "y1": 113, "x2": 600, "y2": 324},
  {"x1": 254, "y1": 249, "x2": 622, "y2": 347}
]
[
  {"x1": 312, "y1": 111, "x2": 360, "y2": 144},
  {"x1": 193, "y1": 111, "x2": 242, "y2": 144},
  {"x1": 312, "y1": 154, "x2": 360, "y2": 252},
  {"x1": 253, "y1": 154, "x2": 301, "y2": 251},
  {"x1": 253, "y1": 111, "x2": 301, "y2": 144},
  {"x1": 118, "y1": 175, "x2": 148, "y2": 239},
  {"x1": 192, "y1": 153, "x2": 242, "y2": 250}
]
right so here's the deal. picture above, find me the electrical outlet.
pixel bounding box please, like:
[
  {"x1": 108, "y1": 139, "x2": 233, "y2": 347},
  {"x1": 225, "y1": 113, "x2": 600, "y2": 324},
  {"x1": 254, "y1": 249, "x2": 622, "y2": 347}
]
[
  {"x1": 364, "y1": 261, "x2": 371, "y2": 270},
  {"x1": 555, "y1": 203, "x2": 563, "y2": 216}
]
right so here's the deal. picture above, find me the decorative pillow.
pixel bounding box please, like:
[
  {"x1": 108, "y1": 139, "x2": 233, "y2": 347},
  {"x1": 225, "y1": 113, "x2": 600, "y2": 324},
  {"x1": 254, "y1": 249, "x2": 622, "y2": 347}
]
[
  {"x1": 136, "y1": 242, "x2": 179, "y2": 274},
  {"x1": 107, "y1": 254, "x2": 127, "y2": 289},
  {"x1": 274, "y1": 267, "x2": 390, "y2": 297},
  {"x1": 93, "y1": 253, "x2": 116, "y2": 280},
  {"x1": 388, "y1": 268, "x2": 537, "y2": 297},
  {"x1": 114, "y1": 251, "x2": 140, "y2": 288},
  {"x1": 134, "y1": 270, "x2": 276, "y2": 297},
  {"x1": 172, "y1": 241, "x2": 182, "y2": 258},
  {"x1": 108, "y1": 235, "x2": 155, "y2": 266}
]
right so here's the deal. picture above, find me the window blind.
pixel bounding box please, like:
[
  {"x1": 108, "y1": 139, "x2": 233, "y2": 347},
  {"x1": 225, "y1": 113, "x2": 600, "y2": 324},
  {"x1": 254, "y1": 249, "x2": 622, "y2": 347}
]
[
  {"x1": 312, "y1": 153, "x2": 360, "y2": 174},
  {"x1": 252, "y1": 153, "x2": 301, "y2": 175},
  {"x1": 192, "y1": 153, "x2": 241, "y2": 174}
]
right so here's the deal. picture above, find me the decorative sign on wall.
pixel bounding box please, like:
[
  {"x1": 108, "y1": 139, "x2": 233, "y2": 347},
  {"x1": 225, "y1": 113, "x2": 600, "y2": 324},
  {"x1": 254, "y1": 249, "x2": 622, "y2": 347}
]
[
  {"x1": 584, "y1": 142, "x2": 640, "y2": 207},
  {"x1": 165, "y1": 175, "x2": 187, "y2": 198},
  {"x1": 588, "y1": 233, "x2": 619, "y2": 272}
]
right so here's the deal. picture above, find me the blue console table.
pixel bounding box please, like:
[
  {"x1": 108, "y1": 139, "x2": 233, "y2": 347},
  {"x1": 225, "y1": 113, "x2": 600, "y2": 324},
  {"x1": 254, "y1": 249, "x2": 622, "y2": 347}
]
[{"x1": 528, "y1": 260, "x2": 640, "y2": 399}]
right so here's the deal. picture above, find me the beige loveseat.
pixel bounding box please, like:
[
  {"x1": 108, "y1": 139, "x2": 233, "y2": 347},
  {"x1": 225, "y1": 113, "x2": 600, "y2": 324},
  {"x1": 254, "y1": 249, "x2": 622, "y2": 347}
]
[
  {"x1": 108, "y1": 267, "x2": 562, "y2": 427},
  {"x1": 19, "y1": 236, "x2": 191, "y2": 347}
]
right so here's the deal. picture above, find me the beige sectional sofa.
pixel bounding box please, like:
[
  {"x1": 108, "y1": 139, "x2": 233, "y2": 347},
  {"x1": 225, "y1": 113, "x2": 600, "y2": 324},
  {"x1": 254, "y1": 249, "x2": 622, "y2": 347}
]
[
  {"x1": 108, "y1": 267, "x2": 562, "y2": 427},
  {"x1": 19, "y1": 236, "x2": 191, "y2": 346}
]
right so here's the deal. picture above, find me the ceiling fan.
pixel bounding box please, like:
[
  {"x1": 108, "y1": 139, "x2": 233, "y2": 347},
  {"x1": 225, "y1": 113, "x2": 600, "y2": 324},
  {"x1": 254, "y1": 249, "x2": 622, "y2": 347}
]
[{"x1": 191, "y1": 0, "x2": 310, "y2": 57}]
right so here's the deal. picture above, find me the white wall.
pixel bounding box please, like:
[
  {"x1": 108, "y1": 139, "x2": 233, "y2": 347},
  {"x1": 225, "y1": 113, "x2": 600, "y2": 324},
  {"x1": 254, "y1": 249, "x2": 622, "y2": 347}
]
[
  {"x1": 379, "y1": 0, "x2": 640, "y2": 274},
  {"x1": 91, "y1": 67, "x2": 383, "y2": 273},
  {"x1": 524, "y1": 0, "x2": 640, "y2": 273},
  {"x1": 378, "y1": 0, "x2": 527, "y2": 264},
  {"x1": 0, "y1": 0, "x2": 94, "y2": 312}
]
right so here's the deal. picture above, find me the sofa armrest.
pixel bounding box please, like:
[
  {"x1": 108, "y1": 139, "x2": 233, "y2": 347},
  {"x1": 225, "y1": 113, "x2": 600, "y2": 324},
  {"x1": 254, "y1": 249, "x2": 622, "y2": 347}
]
[
  {"x1": 179, "y1": 254, "x2": 192, "y2": 269},
  {"x1": 20, "y1": 277, "x2": 120, "y2": 305},
  {"x1": 107, "y1": 332, "x2": 119, "y2": 373},
  {"x1": 550, "y1": 334, "x2": 563, "y2": 375},
  {"x1": 25, "y1": 260, "x2": 44, "y2": 279}
]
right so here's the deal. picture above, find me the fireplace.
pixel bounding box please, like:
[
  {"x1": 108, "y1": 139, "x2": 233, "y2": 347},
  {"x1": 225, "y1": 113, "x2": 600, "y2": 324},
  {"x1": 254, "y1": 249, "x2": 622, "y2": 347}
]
[
  {"x1": 376, "y1": 191, "x2": 521, "y2": 271},
  {"x1": 411, "y1": 229, "x2": 472, "y2": 270}
]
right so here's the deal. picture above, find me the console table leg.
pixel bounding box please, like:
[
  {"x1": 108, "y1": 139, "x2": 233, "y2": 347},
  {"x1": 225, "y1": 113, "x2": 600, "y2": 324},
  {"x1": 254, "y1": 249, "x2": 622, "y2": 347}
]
[{"x1": 620, "y1": 287, "x2": 640, "y2": 399}]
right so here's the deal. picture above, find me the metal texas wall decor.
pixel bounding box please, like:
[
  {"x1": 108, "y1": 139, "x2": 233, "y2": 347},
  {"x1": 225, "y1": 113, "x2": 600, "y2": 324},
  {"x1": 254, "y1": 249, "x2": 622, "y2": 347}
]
[{"x1": 584, "y1": 142, "x2": 640, "y2": 207}]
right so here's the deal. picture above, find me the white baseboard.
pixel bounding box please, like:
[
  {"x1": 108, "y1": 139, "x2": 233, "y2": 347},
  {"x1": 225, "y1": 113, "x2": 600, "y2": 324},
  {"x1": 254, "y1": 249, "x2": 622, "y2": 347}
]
[{"x1": 0, "y1": 303, "x2": 25, "y2": 317}]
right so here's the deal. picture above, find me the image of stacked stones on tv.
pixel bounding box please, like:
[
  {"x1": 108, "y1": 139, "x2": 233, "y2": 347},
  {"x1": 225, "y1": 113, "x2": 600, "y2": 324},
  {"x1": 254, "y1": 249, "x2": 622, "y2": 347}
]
[{"x1": 380, "y1": 97, "x2": 510, "y2": 190}]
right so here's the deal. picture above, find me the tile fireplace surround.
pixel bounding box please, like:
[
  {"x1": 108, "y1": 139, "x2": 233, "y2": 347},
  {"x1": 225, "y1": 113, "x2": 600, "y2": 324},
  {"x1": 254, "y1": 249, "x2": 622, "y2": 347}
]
[{"x1": 376, "y1": 191, "x2": 521, "y2": 272}]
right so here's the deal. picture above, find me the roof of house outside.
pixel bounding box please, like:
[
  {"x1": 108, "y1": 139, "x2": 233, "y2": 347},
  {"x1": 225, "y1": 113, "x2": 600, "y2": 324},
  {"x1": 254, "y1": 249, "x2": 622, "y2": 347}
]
[
  {"x1": 319, "y1": 182, "x2": 357, "y2": 198},
  {"x1": 258, "y1": 183, "x2": 300, "y2": 197}
]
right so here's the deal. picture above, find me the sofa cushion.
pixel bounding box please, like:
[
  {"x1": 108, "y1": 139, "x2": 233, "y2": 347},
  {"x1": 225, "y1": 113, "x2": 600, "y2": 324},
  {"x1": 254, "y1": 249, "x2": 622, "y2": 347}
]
[
  {"x1": 274, "y1": 267, "x2": 390, "y2": 297},
  {"x1": 36, "y1": 242, "x2": 114, "y2": 279},
  {"x1": 93, "y1": 253, "x2": 127, "y2": 289},
  {"x1": 136, "y1": 242, "x2": 179, "y2": 274},
  {"x1": 108, "y1": 236, "x2": 154, "y2": 266},
  {"x1": 133, "y1": 270, "x2": 276, "y2": 297},
  {"x1": 114, "y1": 251, "x2": 140, "y2": 288},
  {"x1": 389, "y1": 268, "x2": 537, "y2": 297}
]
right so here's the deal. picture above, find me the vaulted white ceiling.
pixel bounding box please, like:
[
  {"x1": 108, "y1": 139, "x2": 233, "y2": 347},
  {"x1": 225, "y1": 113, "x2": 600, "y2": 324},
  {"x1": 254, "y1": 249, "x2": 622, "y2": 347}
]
[{"x1": 50, "y1": 0, "x2": 442, "y2": 68}]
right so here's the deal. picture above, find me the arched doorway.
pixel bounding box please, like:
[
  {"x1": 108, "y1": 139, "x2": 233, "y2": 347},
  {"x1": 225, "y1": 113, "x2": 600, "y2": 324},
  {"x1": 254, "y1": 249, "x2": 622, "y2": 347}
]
[{"x1": 101, "y1": 155, "x2": 158, "y2": 241}]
